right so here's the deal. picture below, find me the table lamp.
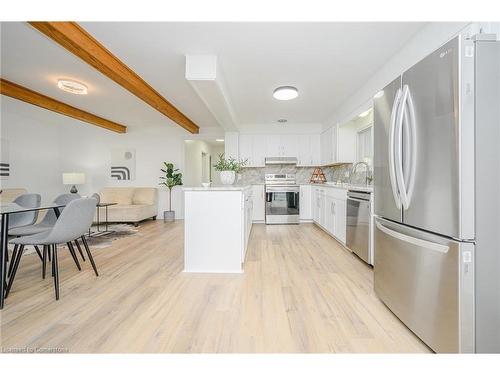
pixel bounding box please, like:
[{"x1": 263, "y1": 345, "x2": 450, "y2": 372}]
[{"x1": 63, "y1": 172, "x2": 85, "y2": 194}]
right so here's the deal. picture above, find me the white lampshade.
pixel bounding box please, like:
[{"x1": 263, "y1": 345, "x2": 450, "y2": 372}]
[{"x1": 62, "y1": 172, "x2": 86, "y2": 185}]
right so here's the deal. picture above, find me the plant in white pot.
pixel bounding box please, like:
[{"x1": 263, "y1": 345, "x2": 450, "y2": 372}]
[
  {"x1": 159, "y1": 162, "x2": 183, "y2": 222},
  {"x1": 213, "y1": 154, "x2": 247, "y2": 185}
]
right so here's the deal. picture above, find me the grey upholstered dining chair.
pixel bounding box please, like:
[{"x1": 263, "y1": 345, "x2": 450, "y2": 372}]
[
  {"x1": 7, "y1": 193, "x2": 41, "y2": 229},
  {"x1": 1, "y1": 193, "x2": 41, "y2": 262},
  {"x1": 8, "y1": 193, "x2": 83, "y2": 276},
  {"x1": 91, "y1": 193, "x2": 100, "y2": 205},
  {"x1": 6, "y1": 197, "x2": 99, "y2": 300}
]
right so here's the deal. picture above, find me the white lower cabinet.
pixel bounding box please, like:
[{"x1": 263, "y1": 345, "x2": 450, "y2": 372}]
[
  {"x1": 243, "y1": 188, "x2": 253, "y2": 260},
  {"x1": 252, "y1": 185, "x2": 265, "y2": 222},
  {"x1": 333, "y1": 197, "x2": 346, "y2": 243},
  {"x1": 325, "y1": 195, "x2": 335, "y2": 235},
  {"x1": 319, "y1": 190, "x2": 327, "y2": 228},
  {"x1": 299, "y1": 185, "x2": 312, "y2": 221},
  {"x1": 311, "y1": 185, "x2": 347, "y2": 244}
]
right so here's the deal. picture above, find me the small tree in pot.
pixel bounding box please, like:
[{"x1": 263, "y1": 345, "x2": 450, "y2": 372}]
[
  {"x1": 213, "y1": 153, "x2": 247, "y2": 185},
  {"x1": 160, "y1": 162, "x2": 183, "y2": 222}
]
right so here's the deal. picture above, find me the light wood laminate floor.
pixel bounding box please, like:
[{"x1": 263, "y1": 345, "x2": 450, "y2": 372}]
[{"x1": 0, "y1": 221, "x2": 431, "y2": 353}]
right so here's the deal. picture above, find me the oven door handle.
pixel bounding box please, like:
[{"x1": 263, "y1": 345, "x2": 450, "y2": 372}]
[
  {"x1": 265, "y1": 187, "x2": 300, "y2": 193},
  {"x1": 347, "y1": 197, "x2": 370, "y2": 204}
]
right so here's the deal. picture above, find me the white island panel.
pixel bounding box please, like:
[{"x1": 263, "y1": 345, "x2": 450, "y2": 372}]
[{"x1": 184, "y1": 187, "x2": 251, "y2": 273}]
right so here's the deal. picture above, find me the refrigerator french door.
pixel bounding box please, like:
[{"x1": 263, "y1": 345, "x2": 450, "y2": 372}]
[
  {"x1": 373, "y1": 33, "x2": 477, "y2": 353},
  {"x1": 374, "y1": 35, "x2": 475, "y2": 237}
]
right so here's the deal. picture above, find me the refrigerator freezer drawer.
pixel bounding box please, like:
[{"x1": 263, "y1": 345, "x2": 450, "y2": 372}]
[{"x1": 374, "y1": 217, "x2": 474, "y2": 353}]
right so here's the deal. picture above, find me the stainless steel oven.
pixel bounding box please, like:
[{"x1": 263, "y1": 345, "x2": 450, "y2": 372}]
[
  {"x1": 264, "y1": 174, "x2": 299, "y2": 224},
  {"x1": 346, "y1": 190, "x2": 372, "y2": 264}
]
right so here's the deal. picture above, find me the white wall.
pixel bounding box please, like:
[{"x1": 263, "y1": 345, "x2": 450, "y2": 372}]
[
  {"x1": 0, "y1": 97, "x2": 64, "y2": 199},
  {"x1": 325, "y1": 22, "x2": 474, "y2": 127},
  {"x1": 184, "y1": 140, "x2": 212, "y2": 187},
  {"x1": 184, "y1": 140, "x2": 225, "y2": 186},
  {"x1": 1, "y1": 96, "x2": 189, "y2": 219}
]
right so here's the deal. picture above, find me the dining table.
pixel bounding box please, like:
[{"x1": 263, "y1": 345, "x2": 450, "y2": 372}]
[{"x1": 0, "y1": 202, "x2": 65, "y2": 309}]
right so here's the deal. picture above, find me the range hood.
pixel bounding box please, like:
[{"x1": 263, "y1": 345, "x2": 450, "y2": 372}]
[{"x1": 265, "y1": 157, "x2": 298, "y2": 165}]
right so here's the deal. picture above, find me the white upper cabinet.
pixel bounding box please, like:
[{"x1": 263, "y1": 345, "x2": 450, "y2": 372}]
[
  {"x1": 224, "y1": 132, "x2": 239, "y2": 159},
  {"x1": 298, "y1": 134, "x2": 321, "y2": 166},
  {"x1": 337, "y1": 125, "x2": 357, "y2": 163},
  {"x1": 281, "y1": 134, "x2": 299, "y2": 157},
  {"x1": 239, "y1": 133, "x2": 320, "y2": 167},
  {"x1": 240, "y1": 134, "x2": 267, "y2": 167},
  {"x1": 239, "y1": 134, "x2": 254, "y2": 165},
  {"x1": 321, "y1": 126, "x2": 336, "y2": 165},
  {"x1": 310, "y1": 134, "x2": 321, "y2": 166},
  {"x1": 297, "y1": 135, "x2": 311, "y2": 166},
  {"x1": 252, "y1": 134, "x2": 267, "y2": 167},
  {"x1": 266, "y1": 135, "x2": 282, "y2": 157}
]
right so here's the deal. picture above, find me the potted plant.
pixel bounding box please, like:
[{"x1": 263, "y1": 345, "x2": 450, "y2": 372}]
[
  {"x1": 159, "y1": 162, "x2": 183, "y2": 222},
  {"x1": 213, "y1": 153, "x2": 247, "y2": 185}
]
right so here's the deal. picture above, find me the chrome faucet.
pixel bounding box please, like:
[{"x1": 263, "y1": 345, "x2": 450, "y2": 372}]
[{"x1": 349, "y1": 161, "x2": 373, "y2": 186}]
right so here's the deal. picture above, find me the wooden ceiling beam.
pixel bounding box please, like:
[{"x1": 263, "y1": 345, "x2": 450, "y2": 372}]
[
  {"x1": 29, "y1": 22, "x2": 200, "y2": 134},
  {"x1": 0, "y1": 78, "x2": 127, "y2": 134}
]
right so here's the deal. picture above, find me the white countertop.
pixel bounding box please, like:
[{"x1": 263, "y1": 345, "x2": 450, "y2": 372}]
[
  {"x1": 183, "y1": 185, "x2": 252, "y2": 192},
  {"x1": 305, "y1": 182, "x2": 373, "y2": 193}
]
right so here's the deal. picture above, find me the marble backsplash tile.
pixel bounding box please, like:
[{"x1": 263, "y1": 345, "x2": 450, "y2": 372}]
[{"x1": 237, "y1": 163, "x2": 372, "y2": 185}]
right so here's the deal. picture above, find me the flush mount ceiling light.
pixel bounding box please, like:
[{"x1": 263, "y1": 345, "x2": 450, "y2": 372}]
[
  {"x1": 374, "y1": 90, "x2": 384, "y2": 99},
  {"x1": 273, "y1": 86, "x2": 298, "y2": 101},
  {"x1": 216, "y1": 139, "x2": 225, "y2": 142},
  {"x1": 277, "y1": 119, "x2": 288, "y2": 123},
  {"x1": 57, "y1": 79, "x2": 88, "y2": 95},
  {"x1": 359, "y1": 108, "x2": 372, "y2": 118}
]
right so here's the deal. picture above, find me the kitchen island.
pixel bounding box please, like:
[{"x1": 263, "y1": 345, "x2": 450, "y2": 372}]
[{"x1": 183, "y1": 185, "x2": 253, "y2": 273}]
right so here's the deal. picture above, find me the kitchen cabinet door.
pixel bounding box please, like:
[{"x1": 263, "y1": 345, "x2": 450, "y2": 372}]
[
  {"x1": 224, "y1": 132, "x2": 239, "y2": 159},
  {"x1": 281, "y1": 134, "x2": 298, "y2": 157},
  {"x1": 310, "y1": 134, "x2": 321, "y2": 166},
  {"x1": 312, "y1": 187, "x2": 320, "y2": 223},
  {"x1": 297, "y1": 135, "x2": 311, "y2": 166},
  {"x1": 253, "y1": 134, "x2": 267, "y2": 167},
  {"x1": 325, "y1": 195, "x2": 335, "y2": 235},
  {"x1": 334, "y1": 197, "x2": 347, "y2": 243},
  {"x1": 318, "y1": 189, "x2": 327, "y2": 228},
  {"x1": 331, "y1": 124, "x2": 338, "y2": 163},
  {"x1": 337, "y1": 124, "x2": 357, "y2": 163},
  {"x1": 239, "y1": 134, "x2": 253, "y2": 166},
  {"x1": 320, "y1": 128, "x2": 333, "y2": 165},
  {"x1": 299, "y1": 185, "x2": 312, "y2": 220},
  {"x1": 252, "y1": 185, "x2": 265, "y2": 222},
  {"x1": 266, "y1": 135, "x2": 282, "y2": 157},
  {"x1": 243, "y1": 190, "x2": 253, "y2": 259}
]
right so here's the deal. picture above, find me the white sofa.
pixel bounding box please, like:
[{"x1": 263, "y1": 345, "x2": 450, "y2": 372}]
[{"x1": 97, "y1": 187, "x2": 158, "y2": 226}]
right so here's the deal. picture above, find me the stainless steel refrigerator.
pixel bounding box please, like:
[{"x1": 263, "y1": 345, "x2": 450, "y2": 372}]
[{"x1": 373, "y1": 30, "x2": 500, "y2": 353}]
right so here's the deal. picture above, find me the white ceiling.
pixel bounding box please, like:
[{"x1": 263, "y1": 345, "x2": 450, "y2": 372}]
[{"x1": 1, "y1": 22, "x2": 427, "y2": 131}]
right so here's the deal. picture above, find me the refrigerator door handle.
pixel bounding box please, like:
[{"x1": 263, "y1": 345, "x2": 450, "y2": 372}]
[
  {"x1": 389, "y1": 88, "x2": 403, "y2": 209},
  {"x1": 375, "y1": 221, "x2": 449, "y2": 254},
  {"x1": 395, "y1": 85, "x2": 410, "y2": 209},
  {"x1": 403, "y1": 87, "x2": 417, "y2": 209}
]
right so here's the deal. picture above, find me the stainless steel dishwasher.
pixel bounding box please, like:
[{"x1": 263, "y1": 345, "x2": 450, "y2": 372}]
[{"x1": 346, "y1": 190, "x2": 372, "y2": 264}]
